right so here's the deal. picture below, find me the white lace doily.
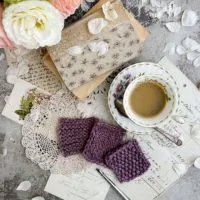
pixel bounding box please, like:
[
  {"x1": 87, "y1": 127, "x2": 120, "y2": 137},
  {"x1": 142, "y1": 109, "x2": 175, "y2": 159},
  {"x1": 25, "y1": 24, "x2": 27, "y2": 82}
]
[
  {"x1": 21, "y1": 64, "x2": 129, "y2": 175},
  {"x1": 22, "y1": 89, "x2": 90, "y2": 175}
]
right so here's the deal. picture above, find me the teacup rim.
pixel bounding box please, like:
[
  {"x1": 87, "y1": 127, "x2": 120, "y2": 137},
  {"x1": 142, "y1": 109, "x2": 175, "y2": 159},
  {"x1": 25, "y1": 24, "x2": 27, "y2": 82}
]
[{"x1": 123, "y1": 75, "x2": 177, "y2": 127}]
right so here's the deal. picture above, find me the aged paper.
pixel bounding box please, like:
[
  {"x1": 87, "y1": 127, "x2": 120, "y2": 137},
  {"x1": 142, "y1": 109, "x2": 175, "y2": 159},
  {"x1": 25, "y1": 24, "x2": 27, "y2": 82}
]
[
  {"x1": 2, "y1": 79, "x2": 49, "y2": 124},
  {"x1": 45, "y1": 165, "x2": 110, "y2": 200},
  {"x1": 44, "y1": 57, "x2": 200, "y2": 200},
  {"x1": 5, "y1": 48, "x2": 62, "y2": 94}
]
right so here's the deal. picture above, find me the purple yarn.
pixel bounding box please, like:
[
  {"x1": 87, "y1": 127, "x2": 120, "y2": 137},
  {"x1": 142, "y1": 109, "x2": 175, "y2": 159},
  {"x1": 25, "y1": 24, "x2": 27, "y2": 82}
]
[
  {"x1": 105, "y1": 140, "x2": 150, "y2": 182},
  {"x1": 57, "y1": 117, "x2": 96, "y2": 157},
  {"x1": 83, "y1": 122, "x2": 125, "y2": 165}
]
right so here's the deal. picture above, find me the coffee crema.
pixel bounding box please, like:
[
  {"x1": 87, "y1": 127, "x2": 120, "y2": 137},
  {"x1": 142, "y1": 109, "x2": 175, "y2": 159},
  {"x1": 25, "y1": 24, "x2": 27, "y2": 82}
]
[{"x1": 129, "y1": 81, "x2": 167, "y2": 118}]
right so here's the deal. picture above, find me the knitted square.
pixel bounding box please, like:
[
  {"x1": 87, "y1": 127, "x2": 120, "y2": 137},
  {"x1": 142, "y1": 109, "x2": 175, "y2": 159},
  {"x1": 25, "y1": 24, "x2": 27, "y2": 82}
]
[
  {"x1": 83, "y1": 122, "x2": 125, "y2": 165},
  {"x1": 105, "y1": 140, "x2": 150, "y2": 182},
  {"x1": 57, "y1": 117, "x2": 96, "y2": 157}
]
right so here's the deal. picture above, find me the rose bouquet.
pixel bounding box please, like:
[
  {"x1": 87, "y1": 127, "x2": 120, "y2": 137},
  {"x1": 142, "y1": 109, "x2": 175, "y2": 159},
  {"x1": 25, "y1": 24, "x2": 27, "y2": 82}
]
[{"x1": 0, "y1": 0, "x2": 82, "y2": 49}]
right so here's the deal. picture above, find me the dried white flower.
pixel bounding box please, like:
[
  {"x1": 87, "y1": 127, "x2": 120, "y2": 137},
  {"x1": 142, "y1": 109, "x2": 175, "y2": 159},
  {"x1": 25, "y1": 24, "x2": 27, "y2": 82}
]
[
  {"x1": 182, "y1": 10, "x2": 198, "y2": 27},
  {"x1": 194, "y1": 157, "x2": 200, "y2": 169},
  {"x1": 88, "y1": 18, "x2": 108, "y2": 35},
  {"x1": 67, "y1": 46, "x2": 83, "y2": 56},
  {"x1": 32, "y1": 197, "x2": 45, "y2": 200},
  {"x1": 176, "y1": 45, "x2": 187, "y2": 55},
  {"x1": 165, "y1": 22, "x2": 181, "y2": 32},
  {"x1": 173, "y1": 163, "x2": 188, "y2": 176},
  {"x1": 88, "y1": 41, "x2": 109, "y2": 56},
  {"x1": 163, "y1": 42, "x2": 176, "y2": 55},
  {"x1": 16, "y1": 181, "x2": 31, "y2": 191},
  {"x1": 102, "y1": 2, "x2": 118, "y2": 21}
]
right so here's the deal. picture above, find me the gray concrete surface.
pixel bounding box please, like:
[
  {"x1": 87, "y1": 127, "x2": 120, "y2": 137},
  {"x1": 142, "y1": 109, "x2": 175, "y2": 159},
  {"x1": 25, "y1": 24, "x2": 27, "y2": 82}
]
[{"x1": 1, "y1": 0, "x2": 200, "y2": 199}]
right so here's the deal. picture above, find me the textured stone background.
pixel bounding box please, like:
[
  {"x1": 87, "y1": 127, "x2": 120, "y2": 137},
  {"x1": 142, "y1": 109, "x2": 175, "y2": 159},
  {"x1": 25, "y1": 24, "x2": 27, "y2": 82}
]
[{"x1": 1, "y1": 0, "x2": 200, "y2": 199}]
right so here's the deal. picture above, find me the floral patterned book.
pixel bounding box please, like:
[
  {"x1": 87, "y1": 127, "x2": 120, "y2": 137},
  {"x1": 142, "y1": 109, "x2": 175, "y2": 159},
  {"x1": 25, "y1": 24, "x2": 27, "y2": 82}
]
[{"x1": 47, "y1": 0, "x2": 145, "y2": 99}]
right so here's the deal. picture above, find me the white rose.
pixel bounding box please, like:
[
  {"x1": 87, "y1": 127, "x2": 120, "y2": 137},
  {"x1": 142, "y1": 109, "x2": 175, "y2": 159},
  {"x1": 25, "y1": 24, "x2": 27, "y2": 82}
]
[{"x1": 3, "y1": 1, "x2": 64, "y2": 49}]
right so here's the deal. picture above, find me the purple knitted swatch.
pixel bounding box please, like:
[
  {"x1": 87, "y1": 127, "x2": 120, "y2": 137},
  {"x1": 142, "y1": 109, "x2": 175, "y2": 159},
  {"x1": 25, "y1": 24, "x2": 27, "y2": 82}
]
[
  {"x1": 57, "y1": 117, "x2": 96, "y2": 157},
  {"x1": 83, "y1": 122, "x2": 125, "y2": 165},
  {"x1": 105, "y1": 140, "x2": 150, "y2": 182}
]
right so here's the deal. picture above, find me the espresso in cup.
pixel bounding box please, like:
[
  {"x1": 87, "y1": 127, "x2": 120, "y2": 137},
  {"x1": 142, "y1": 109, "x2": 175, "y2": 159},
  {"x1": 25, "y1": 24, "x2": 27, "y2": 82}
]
[{"x1": 128, "y1": 81, "x2": 168, "y2": 118}]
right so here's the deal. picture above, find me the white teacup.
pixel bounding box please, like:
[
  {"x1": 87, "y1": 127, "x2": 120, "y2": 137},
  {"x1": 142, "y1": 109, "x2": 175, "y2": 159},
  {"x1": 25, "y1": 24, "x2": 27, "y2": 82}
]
[{"x1": 123, "y1": 75, "x2": 177, "y2": 127}]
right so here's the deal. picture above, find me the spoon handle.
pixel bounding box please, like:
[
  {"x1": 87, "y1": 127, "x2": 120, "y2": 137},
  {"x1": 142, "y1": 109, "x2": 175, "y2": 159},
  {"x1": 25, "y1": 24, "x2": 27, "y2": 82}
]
[{"x1": 154, "y1": 127, "x2": 182, "y2": 146}]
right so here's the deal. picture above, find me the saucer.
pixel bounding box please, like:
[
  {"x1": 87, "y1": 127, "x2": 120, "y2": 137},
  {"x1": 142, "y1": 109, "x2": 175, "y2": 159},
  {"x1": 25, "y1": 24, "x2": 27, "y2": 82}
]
[{"x1": 108, "y1": 62, "x2": 180, "y2": 133}]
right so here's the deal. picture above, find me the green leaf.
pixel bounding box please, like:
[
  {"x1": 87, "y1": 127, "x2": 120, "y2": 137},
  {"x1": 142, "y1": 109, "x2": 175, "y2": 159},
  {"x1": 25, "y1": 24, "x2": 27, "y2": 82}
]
[{"x1": 15, "y1": 94, "x2": 35, "y2": 120}]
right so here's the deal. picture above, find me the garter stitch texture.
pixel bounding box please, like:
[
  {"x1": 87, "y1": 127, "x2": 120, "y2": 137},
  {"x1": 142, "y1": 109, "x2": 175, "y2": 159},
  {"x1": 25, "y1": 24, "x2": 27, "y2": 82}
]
[
  {"x1": 83, "y1": 121, "x2": 125, "y2": 165},
  {"x1": 105, "y1": 140, "x2": 150, "y2": 182},
  {"x1": 57, "y1": 117, "x2": 96, "y2": 157}
]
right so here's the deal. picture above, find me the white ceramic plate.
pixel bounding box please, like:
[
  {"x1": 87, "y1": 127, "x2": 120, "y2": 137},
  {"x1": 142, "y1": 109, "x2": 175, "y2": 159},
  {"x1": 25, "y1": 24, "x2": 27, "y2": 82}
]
[{"x1": 108, "y1": 62, "x2": 180, "y2": 133}]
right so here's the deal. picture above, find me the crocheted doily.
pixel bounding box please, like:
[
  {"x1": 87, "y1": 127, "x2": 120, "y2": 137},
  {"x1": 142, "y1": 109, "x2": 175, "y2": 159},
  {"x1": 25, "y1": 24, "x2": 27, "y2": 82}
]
[{"x1": 22, "y1": 90, "x2": 90, "y2": 175}]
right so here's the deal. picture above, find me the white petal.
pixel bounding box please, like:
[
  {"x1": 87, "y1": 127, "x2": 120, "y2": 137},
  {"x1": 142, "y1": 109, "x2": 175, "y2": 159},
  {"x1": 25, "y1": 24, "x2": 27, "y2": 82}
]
[
  {"x1": 186, "y1": 52, "x2": 200, "y2": 61},
  {"x1": 88, "y1": 41, "x2": 99, "y2": 52},
  {"x1": 173, "y1": 6, "x2": 182, "y2": 17},
  {"x1": 16, "y1": 181, "x2": 31, "y2": 191},
  {"x1": 182, "y1": 9, "x2": 198, "y2": 27},
  {"x1": 0, "y1": 53, "x2": 5, "y2": 61},
  {"x1": 88, "y1": 41, "x2": 109, "y2": 56},
  {"x1": 172, "y1": 115, "x2": 185, "y2": 124},
  {"x1": 191, "y1": 124, "x2": 200, "y2": 144},
  {"x1": 3, "y1": 148, "x2": 7, "y2": 156},
  {"x1": 165, "y1": 22, "x2": 181, "y2": 32},
  {"x1": 176, "y1": 45, "x2": 187, "y2": 55},
  {"x1": 9, "y1": 137, "x2": 15, "y2": 143},
  {"x1": 67, "y1": 46, "x2": 83, "y2": 56},
  {"x1": 163, "y1": 42, "x2": 176, "y2": 55},
  {"x1": 102, "y1": 2, "x2": 118, "y2": 21},
  {"x1": 88, "y1": 18, "x2": 108, "y2": 35},
  {"x1": 194, "y1": 157, "x2": 200, "y2": 169},
  {"x1": 182, "y1": 37, "x2": 200, "y2": 51},
  {"x1": 98, "y1": 42, "x2": 109, "y2": 56},
  {"x1": 173, "y1": 163, "x2": 188, "y2": 176},
  {"x1": 32, "y1": 196, "x2": 45, "y2": 200},
  {"x1": 193, "y1": 56, "x2": 200, "y2": 68},
  {"x1": 6, "y1": 75, "x2": 18, "y2": 84}
]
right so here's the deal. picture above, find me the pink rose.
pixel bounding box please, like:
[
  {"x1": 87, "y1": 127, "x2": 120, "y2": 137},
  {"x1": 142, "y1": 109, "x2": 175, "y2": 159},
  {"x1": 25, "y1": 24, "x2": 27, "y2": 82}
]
[
  {"x1": 49, "y1": 0, "x2": 82, "y2": 18},
  {"x1": 0, "y1": 4, "x2": 15, "y2": 48}
]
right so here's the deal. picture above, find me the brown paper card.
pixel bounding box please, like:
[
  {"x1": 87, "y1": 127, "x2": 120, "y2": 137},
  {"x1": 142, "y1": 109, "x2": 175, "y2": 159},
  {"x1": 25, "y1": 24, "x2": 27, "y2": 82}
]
[{"x1": 86, "y1": 0, "x2": 149, "y2": 42}]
